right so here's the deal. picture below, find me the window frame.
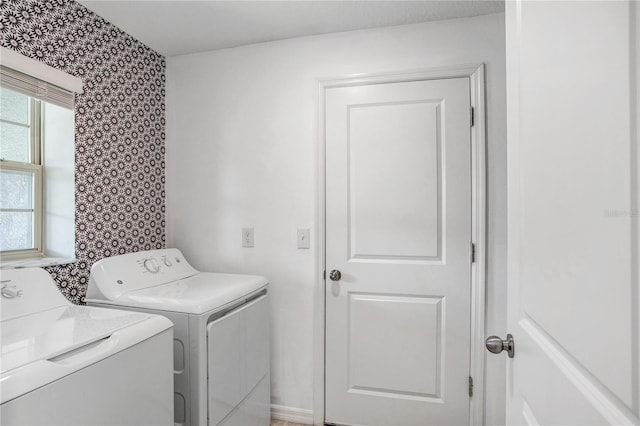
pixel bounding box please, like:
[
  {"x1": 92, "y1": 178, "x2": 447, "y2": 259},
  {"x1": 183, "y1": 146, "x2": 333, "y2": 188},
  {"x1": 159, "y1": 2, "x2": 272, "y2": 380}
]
[{"x1": 0, "y1": 96, "x2": 45, "y2": 259}]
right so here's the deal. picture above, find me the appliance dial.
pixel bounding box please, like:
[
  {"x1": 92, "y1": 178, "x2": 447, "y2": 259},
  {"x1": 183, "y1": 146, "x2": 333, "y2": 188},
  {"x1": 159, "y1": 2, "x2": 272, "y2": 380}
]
[
  {"x1": 163, "y1": 257, "x2": 172, "y2": 267},
  {"x1": 143, "y1": 258, "x2": 160, "y2": 274},
  {"x1": 1, "y1": 284, "x2": 23, "y2": 298}
]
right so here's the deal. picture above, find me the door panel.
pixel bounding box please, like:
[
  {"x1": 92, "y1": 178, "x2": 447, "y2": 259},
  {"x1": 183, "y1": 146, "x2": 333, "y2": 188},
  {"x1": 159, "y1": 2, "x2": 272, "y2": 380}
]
[
  {"x1": 348, "y1": 293, "x2": 443, "y2": 398},
  {"x1": 325, "y1": 77, "x2": 472, "y2": 426},
  {"x1": 506, "y1": 1, "x2": 639, "y2": 424},
  {"x1": 349, "y1": 101, "x2": 442, "y2": 260},
  {"x1": 208, "y1": 305, "x2": 243, "y2": 425},
  {"x1": 208, "y1": 295, "x2": 270, "y2": 426}
]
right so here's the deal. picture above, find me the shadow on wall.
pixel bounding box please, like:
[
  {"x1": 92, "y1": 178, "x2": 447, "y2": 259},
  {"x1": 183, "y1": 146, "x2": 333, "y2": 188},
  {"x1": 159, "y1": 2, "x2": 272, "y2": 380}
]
[{"x1": 1, "y1": 0, "x2": 167, "y2": 303}]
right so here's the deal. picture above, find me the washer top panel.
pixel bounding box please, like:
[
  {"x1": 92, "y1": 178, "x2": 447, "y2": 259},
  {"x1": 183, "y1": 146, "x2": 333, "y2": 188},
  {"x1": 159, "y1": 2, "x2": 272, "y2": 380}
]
[
  {"x1": 95, "y1": 272, "x2": 268, "y2": 314},
  {"x1": 87, "y1": 248, "x2": 268, "y2": 314},
  {"x1": 1, "y1": 305, "x2": 149, "y2": 375}
]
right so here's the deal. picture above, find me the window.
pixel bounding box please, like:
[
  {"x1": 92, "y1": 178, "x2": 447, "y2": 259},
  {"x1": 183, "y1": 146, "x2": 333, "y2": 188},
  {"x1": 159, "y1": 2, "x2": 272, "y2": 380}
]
[
  {"x1": 0, "y1": 63, "x2": 77, "y2": 261},
  {"x1": 0, "y1": 87, "x2": 43, "y2": 256}
]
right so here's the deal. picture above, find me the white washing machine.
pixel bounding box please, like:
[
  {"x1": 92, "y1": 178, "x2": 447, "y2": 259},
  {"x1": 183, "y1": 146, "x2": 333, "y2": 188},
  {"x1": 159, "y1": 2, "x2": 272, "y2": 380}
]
[
  {"x1": 85, "y1": 248, "x2": 270, "y2": 426},
  {"x1": 0, "y1": 267, "x2": 174, "y2": 426}
]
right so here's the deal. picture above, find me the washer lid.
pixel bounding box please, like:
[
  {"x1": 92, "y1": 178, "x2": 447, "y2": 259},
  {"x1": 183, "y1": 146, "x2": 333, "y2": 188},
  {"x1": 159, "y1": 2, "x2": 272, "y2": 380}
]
[
  {"x1": 103, "y1": 272, "x2": 269, "y2": 314},
  {"x1": 1, "y1": 305, "x2": 148, "y2": 375}
]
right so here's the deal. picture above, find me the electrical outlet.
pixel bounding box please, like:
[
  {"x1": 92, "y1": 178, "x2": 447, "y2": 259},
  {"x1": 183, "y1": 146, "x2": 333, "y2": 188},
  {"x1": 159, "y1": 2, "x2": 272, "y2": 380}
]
[
  {"x1": 297, "y1": 228, "x2": 310, "y2": 249},
  {"x1": 242, "y1": 227, "x2": 254, "y2": 247}
]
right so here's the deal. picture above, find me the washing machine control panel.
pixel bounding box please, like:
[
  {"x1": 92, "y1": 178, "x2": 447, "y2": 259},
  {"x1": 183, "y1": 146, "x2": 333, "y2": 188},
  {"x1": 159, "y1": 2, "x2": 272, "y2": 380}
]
[
  {"x1": 138, "y1": 253, "x2": 178, "y2": 274},
  {"x1": 89, "y1": 248, "x2": 200, "y2": 299}
]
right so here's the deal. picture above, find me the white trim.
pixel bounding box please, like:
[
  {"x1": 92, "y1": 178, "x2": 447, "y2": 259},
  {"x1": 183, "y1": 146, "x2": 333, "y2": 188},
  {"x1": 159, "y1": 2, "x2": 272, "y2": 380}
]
[
  {"x1": 317, "y1": 64, "x2": 483, "y2": 90},
  {"x1": 313, "y1": 74, "x2": 327, "y2": 426},
  {"x1": 0, "y1": 256, "x2": 76, "y2": 270},
  {"x1": 271, "y1": 404, "x2": 314, "y2": 425},
  {"x1": 314, "y1": 64, "x2": 487, "y2": 426},
  {"x1": 469, "y1": 64, "x2": 487, "y2": 426},
  {"x1": 0, "y1": 47, "x2": 83, "y2": 94}
]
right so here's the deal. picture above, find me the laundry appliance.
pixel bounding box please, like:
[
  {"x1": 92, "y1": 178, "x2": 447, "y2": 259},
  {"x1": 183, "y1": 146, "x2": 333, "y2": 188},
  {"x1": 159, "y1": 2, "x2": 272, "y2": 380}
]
[
  {"x1": 0, "y1": 267, "x2": 174, "y2": 426},
  {"x1": 86, "y1": 248, "x2": 270, "y2": 426}
]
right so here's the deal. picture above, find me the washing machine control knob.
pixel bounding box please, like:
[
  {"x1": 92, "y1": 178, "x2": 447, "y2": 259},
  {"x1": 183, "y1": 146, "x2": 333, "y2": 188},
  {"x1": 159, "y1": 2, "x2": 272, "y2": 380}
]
[
  {"x1": 163, "y1": 257, "x2": 172, "y2": 267},
  {"x1": 143, "y1": 258, "x2": 160, "y2": 274}
]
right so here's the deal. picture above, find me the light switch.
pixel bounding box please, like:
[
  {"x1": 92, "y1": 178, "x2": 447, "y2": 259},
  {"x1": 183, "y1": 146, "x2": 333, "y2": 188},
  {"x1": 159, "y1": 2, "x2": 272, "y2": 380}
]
[{"x1": 297, "y1": 228, "x2": 310, "y2": 249}]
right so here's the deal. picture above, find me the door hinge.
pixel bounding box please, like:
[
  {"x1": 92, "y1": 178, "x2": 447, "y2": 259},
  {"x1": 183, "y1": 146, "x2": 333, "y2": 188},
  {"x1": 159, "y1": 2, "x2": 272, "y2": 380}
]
[
  {"x1": 469, "y1": 376, "x2": 474, "y2": 397},
  {"x1": 471, "y1": 106, "x2": 475, "y2": 127},
  {"x1": 471, "y1": 243, "x2": 476, "y2": 263}
]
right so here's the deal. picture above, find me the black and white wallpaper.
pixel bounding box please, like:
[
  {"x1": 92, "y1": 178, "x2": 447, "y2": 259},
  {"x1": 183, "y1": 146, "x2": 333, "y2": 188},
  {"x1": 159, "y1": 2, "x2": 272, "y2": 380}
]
[{"x1": 1, "y1": 0, "x2": 166, "y2": 303}]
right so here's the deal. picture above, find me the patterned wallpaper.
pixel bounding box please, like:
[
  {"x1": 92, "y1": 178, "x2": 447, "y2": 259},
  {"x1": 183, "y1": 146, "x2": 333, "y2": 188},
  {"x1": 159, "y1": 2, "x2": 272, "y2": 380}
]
[{"x1": 1, "y1": 0, "x2": 166, "y2": 303}]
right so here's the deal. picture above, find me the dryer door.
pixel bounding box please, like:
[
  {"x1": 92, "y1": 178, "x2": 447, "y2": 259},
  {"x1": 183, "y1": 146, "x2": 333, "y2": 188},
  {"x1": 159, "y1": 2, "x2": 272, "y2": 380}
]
[{"x1": 207, "y1": 294, "x2": 269, "y2": 426}]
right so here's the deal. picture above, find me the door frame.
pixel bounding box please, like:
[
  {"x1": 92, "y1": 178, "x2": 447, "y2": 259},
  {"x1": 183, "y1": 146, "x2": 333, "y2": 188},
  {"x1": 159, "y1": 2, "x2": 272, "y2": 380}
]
[{"x1": 313, "y1": 64, "x2": 487, "y2": 425}]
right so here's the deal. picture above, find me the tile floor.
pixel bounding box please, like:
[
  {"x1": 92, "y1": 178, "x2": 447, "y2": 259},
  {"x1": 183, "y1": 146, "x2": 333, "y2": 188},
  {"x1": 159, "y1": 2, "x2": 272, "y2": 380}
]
[{"x1": 271, "y1": 420, "x2": 309, "y2": 426}]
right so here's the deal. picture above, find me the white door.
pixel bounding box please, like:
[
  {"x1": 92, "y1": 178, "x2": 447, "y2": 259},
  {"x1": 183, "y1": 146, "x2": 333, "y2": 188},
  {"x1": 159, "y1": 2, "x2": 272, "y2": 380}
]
[
  {"x1": 505, "y1": 1, "x2": 639, "y2": 424},
  {"x1": 325, "y1": 77, "x2": 472, "y2": 425}
]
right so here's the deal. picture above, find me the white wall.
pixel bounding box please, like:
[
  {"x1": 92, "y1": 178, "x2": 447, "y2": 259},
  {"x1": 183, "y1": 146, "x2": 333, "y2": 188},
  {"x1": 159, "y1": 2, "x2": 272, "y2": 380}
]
[{"x1": 166, "y1": 13, "x2": 506, "y2": 424}]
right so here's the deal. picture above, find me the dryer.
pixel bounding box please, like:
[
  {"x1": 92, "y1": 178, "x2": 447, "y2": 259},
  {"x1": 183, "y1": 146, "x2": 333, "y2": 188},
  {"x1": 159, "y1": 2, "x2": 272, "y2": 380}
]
[
  {"x1": 0, "y1": 267, "x2": 173, "y2": 426},
  {"x1": 86, "y1": 248, "x2": 270, "y2": 426}
]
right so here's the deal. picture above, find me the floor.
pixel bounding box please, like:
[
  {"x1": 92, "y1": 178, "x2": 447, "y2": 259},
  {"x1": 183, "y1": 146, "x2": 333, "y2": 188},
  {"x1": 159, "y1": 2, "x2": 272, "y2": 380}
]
[{"x1": 271, "y1": 420, "x2": 308, "y2": 426}]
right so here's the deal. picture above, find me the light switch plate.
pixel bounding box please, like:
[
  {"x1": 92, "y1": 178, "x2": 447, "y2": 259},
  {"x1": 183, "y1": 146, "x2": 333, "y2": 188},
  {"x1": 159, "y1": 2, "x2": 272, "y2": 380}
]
[
  {"x1": 297, "y1": 228, "x2": 310, "y2": 249},
  {"x1": 242, "y1": 227, "x2": 254, "y2": 247}
]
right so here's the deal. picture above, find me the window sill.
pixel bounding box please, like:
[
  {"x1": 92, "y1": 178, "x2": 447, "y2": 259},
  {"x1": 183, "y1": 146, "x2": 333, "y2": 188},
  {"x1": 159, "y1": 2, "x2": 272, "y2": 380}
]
[{"x1": 0, "y1": 256, "x2": 77, "y2": 270}]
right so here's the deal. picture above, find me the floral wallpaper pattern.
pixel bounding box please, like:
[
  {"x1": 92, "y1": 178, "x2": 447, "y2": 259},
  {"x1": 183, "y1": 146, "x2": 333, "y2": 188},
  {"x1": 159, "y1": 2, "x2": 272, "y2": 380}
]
[{"x1": 1, "y1": 0, "x2": 166, "y2": 303}]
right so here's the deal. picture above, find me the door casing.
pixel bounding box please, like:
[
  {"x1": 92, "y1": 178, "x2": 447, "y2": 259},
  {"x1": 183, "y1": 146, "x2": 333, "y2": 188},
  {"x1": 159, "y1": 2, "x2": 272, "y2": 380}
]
[{"x1": 313, "y1": 64, "x2": 488, "y2": 425}]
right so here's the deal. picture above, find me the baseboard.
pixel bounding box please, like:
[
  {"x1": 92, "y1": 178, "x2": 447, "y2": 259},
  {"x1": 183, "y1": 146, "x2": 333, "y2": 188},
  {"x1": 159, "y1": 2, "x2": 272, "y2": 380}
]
[{"x1": 271, "y1": 404, "x2": 314, "y2": 424}]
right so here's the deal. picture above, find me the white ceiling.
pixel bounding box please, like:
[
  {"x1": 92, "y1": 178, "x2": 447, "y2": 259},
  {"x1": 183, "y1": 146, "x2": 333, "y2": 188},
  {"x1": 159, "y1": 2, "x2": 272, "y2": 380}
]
[{"x1": 77, "y1": 1, "x2": 504, "y2": 57}]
